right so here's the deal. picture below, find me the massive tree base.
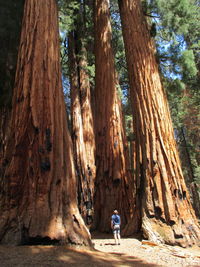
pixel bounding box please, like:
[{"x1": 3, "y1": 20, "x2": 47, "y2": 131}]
[{"x1": 0, "y1": 210, "x2": 92, "y2": 246}]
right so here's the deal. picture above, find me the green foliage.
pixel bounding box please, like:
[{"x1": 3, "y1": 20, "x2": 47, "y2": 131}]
[
  {"x1": 86, "y1": 65, "x2": 95, "y2": 83},
  {"x1": 59, "y1": 0, "x2": 95, "y2": 104},
  {"x1": 154, "y1": 0, "x2": 198, "y2": 35},
  {"x1": 166, "y1": 82, "x2": 185, "y2": 128},
  {"x1": 150, "y1": 0, "x2": 200, "y2": 79},
  {"x1": 167, "y1": 78, "x2": 185, "y2": 93},
  {"x1": 124, "y1": 115, "x2": 134, "y2": 140},
  {"x1": 58, "y1": 0, "x2": 80, "y2": 32},
  {"x1": 181, "y1": 49, "x2": 198, "y2": 78}
]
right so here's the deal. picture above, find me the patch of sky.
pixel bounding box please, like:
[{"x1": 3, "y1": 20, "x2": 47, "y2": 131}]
[{"x1": 156, "y1": 31, "x2": 187, "y2": 80}]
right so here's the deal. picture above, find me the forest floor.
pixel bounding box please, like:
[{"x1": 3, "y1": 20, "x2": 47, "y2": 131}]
[{"x1": 0, "y1": 232, "x2": 200, "y2": 266}]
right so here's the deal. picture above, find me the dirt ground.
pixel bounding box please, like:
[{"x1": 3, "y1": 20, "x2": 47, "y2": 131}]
[{"x1": 0, "y1": 232, "x2": 200, "y2": 266}]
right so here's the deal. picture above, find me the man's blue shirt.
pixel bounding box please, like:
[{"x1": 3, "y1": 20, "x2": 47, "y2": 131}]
[{"x1": 111, "y1": 214, "x2": 120, "y2": 225}]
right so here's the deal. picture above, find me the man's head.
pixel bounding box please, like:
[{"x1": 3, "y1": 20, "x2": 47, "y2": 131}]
[{"x1": 114, "y1": 210, "x2": 118, "y2": 214}]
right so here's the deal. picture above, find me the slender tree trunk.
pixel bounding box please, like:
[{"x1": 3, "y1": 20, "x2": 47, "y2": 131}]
[
  {"x1": 0, "y1": 0, "x2": 91, "y2": 246},
  {"x1": 118, "y1": 0, "x2": 200, "y2": 246},
  {"x1": 94, "y1": 0, "x2": 139, "y2": 235}
]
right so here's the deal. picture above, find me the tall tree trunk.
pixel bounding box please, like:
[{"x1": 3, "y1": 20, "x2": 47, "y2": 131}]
[
  {"x1": 68, "y1": 29, "x2": 96, "y2": 227},
  {"x1": 94, "y1": 0, "x2": 139, "y2": 235},
  {"x1": 78, "y1": 33, "x2": 96, "y2": 226},
  {"x1": 68, "y1": 1, "x2": 96, "y2": 227},
  {"x1": 118, "y1": 0, "x2": 200, "y2": 246},
  {"x1": 0, "y1": 0, "x2": 91, "y2": 246}
]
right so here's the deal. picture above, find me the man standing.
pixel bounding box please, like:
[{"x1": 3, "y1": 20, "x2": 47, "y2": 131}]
[{"x1": 111, "y1": 210, "x2": 121, "y2": 245}]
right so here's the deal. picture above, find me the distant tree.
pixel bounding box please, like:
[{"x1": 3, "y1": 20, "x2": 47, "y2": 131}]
[
  {"x1": 0, "y1": 0, "x2": 91, "y2": 245},
  {"x1": 118, "y1": 0, "x2": 200, "y2": 246}
]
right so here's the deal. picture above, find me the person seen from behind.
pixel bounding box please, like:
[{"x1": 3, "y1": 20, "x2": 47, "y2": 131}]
[{"x1": 111, "y1": 209, "x2": 121, "y2": 245}]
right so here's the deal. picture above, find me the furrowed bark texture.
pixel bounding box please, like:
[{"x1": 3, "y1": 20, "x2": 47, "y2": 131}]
[
  {"x1": 0, "y1": 0, "x2": 91, "y2": 246},
  {"x1": 118, "y1": 0, "x2": 200, "y2": 246},
  {"x1": 94, "y1": 0, "x2": 139, "y2": 235},
  {"x1": 78, "y1": 44, "x2": 96, "y2": 198},
  {"x1": 68, "y1": 31, "x2": 96, "y2": 227},
  {"x1": 78, "y1": 31, "x2": 96, "y2": 226}
]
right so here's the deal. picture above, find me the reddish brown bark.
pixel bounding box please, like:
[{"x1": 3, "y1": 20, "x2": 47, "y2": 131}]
[
  {"x1": 67, "y1": 2, "x2": 96, "y2": 227},
  {"x1": 118, "y1": 0, "x2": 200, "y2": 246},
  {"x1": 68, "y1": 30, "x2": 96, "y2": 227},
  {"x1": 79, "y1": 46, "x2": 96, "y2": 186},
  {"x1": 78, "y1": 38, "x2": 96, "y2": 226},
  {"x1": 94, "y1": 0, "x2": 139, "y2": 235},
  {"x1": 0, "y1": 0, "x2": 91, "y2": 246}
]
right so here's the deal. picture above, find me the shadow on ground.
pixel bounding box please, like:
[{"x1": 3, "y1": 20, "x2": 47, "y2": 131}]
[
  {"x1": 0, "y1": 245, "x2": 161, "y2": 267},
  {"x1": 91, "y1": 230, "x2": 143, "y2": 241}
]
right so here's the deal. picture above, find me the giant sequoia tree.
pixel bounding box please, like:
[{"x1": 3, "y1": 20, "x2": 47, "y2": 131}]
[
  {"x1": 94, "y1": 0, "x2": 139, "y2": 234},
  {"x1": 118, "y1": 0, "x2": 200, "y2": 246},
  {"x1": 0, "y1": 0, "x2": 91, "y2": 245},
  {"x1": 68, "y1": 28, "x2": 96, "y2": 226},
  {"x1": 67, "y1": 0, "x2": 96, "y2": 226}
]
